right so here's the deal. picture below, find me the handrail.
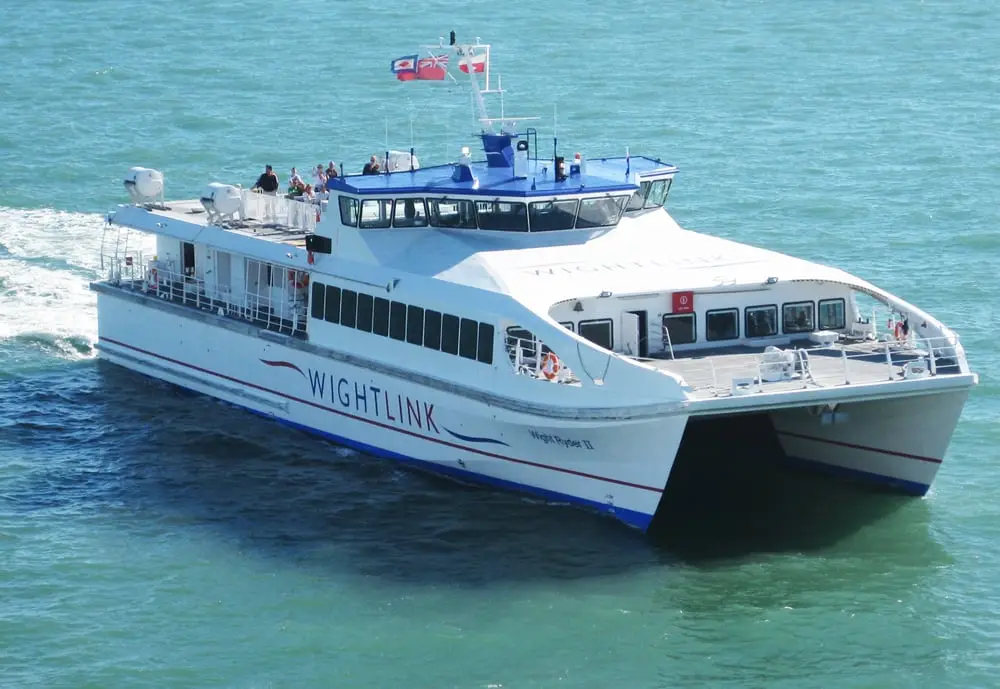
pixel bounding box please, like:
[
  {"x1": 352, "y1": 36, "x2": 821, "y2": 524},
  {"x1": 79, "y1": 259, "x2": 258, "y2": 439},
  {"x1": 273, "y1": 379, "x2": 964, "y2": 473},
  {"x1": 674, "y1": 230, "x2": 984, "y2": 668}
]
[{"x1": 503, "y1": 333, "x2": 579, "y2": 385}]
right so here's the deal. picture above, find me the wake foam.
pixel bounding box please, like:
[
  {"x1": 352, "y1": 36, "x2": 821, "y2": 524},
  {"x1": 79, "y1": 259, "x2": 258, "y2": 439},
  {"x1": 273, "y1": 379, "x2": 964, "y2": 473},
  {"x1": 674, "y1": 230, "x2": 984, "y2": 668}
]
[{"x1": 0, "y1": 206, "x2": 107, "y2": 358}]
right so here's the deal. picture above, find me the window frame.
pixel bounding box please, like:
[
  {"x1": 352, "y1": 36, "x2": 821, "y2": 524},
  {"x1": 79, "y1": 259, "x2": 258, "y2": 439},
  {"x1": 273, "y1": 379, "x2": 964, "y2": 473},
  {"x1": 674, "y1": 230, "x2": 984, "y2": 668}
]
[
  {"x1": 427, "y1": 198, "x2": 477, "y2": 229},
  {"x1": 310, "y1": 281, "x2": 326, "y2": 320},
  {"x1": 423, "y1": 309, "x2": 442, "y2": 350},
  {"x1": 388, "y1": 301, "x2": 407, "y2": 341},
  {"x1": 782, "y1": 300, "x2": 816, "y2": 334},
  {"x1": 744, "y1": 304, "x2": 779, "y2": 338},
  {"x1": 577, "y1": 318, "x2": 614, "y2": 351},
  {"x1": 662, "y1": 312, "x2": 697, "y2": 346},
  {"x1": 459, "y1": 317, "x2": 479, "y2": 360},
  {"x1": 392, "y1": 198, "x2": 429, "y2": 228},
  {"x1": 356, "y1": 292, "x2": 374, "y2": 333},
  {"x1": 338, "y1": 196, "x2": 359, "y2": 227},
  {"x1": 340, "y1": 289, "x2": 358, "y2": 329},
  {"x1": 705, "y1": 308, "x2": 739, "y2": 342},
  {"x1": 475, "y1": 200, "x2": 528, "y2": 232},
  {"x1": 575, "y1": 195, "x2": 629, "y2": 229},
  {"x1": 373, "y1": 297, "x2": 390, "y2": 336},
  {"x1": 528, "y1": 198, "x2": 579, "y2": 232},
  {"x1": 358, "y1": 198, "x2": 393, "y2": 229},
  {"x1": 441, "y1": 314, "x2": 461, "y2": 355},
  {"x1": 818, "y1": 298, "x2": 847, "y2": 330},
  {"x1": 324, "y1": 285, "x2": 341, "y2": 324},
  {"x1": 477, "y1": 323, "x2": 495, "y2": 364},
  {"x1": 406, "y1": 305, "x2": 425, "y2": 345}
]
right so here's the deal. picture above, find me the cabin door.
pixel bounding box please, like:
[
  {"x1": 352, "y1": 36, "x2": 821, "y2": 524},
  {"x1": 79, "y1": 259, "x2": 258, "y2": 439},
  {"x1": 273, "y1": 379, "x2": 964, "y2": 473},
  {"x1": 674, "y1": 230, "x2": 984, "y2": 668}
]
[
  {"x1": 620, "y1": 311, "x2": 641, "y2": 357},
  {"x1": 182, "y1": 242, "x2": 196, "y2": 278}
]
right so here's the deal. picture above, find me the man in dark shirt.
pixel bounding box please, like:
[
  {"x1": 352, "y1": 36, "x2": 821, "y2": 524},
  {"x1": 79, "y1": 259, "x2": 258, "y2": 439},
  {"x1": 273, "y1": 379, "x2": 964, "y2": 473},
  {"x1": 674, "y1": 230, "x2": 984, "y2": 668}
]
[
  {"x1": 325, "y1": 161, "x2": 338, "y2": 179},
  {"x1": 362, "y1": 155, "x2": 380, "y2": 175},
  {"x1": 252, "y1": 165, "x2": 279, "y2": 193}
]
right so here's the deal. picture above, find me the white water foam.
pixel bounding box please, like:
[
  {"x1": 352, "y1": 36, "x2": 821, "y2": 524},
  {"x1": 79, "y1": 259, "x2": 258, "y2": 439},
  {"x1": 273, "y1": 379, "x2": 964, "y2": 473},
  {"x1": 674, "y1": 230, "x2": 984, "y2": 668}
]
[{"x1": 0, "y1": 207, "x2": 112, "y2": 359}]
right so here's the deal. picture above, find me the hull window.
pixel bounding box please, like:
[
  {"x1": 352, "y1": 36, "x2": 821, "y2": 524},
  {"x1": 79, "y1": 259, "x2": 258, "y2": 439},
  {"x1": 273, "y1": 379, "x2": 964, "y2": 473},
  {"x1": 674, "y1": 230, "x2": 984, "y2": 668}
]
[
  {"x1": 393, "y1": 198, "x2": 429, "y2": 228},
  {"x1": 428, "y1": 199, "x2": 477, "y2": 229},
  {"x1": 578, "y1": 319, "x2": 613, "y2": 351},
  {"x1": 423, "y1": 310, "x2": 442, "y2": 350},
  {"x1": 311, "y1": 281, "x2": 326, "y2": 320},
  {"x1": 406, "y1": 305, "x2": 425, "y2": 344},
  {"x1": 324, "y1": 285, "x2": 342, "y2": 324},
  {"x1": 477, "y1": 324, "x2": 495, "y2": 365},
  {"x1": 706, "y1": 308, "x2": 739, "y2": 341},
  {"x1": 476, "y1": 201, "x2": 528, "y2": 232},
  {"x1": 576, "y1": 195, "x2": 629, "y2": 228},
  {"x1": 389, "y1": 301, "x2": 407, "y2": 341},
  {"x1": 529, "y1": 199, "x2": 579, "y2": 232},
  {"x1": 459, "y1": 318, "x2": 479, "y2": 360},
  {"x1": 373, "y1": 297, "x2": 390, "y2": 336},
  {"x1": 340, "y1": 290, "x2": 358, "y2": 329},
  {"x1": 745, "y1": 305, "x2": 778, "y2": 338},
  {"x1": 819, "y1": 298, "x2": 846, "y2": 330},
  {"x1": 441, "y1": 314, "x2": 461, "y2": 354},
  {"x1": 359, "y1": 199, "x2": 393, "y2": 229},
  {"x1": 338, "y1": 196, "x2": 359, "y2": 227},
  {"x1": 662, "y1": 313, "x2": 696, "y2": 346},
  {"x1": 782, "y1": 301, "x2": 815, "y2": 334},
  {"x1": 356, "y1": 293, "x2": 375, "y2": 333}
]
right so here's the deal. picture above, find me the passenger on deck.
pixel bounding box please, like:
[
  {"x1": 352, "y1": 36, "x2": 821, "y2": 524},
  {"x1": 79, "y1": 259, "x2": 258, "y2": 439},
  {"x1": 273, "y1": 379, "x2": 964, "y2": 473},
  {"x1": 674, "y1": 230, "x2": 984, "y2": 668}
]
[
  {"x1": 326, "y1": 161, "x2": 339, "y2": 179},
  {"x1": 362, "y1": 155, "x2": 381, "y2": 175},
  {"x1": 313, "y1": 164, "x2": 327, "y2": 191},
  {"x1": 251, "y1": 165, "x2": 279, "y2": 194},
  {"x1": 288, "y1": 168, "x2": 307, "y2": 196}
]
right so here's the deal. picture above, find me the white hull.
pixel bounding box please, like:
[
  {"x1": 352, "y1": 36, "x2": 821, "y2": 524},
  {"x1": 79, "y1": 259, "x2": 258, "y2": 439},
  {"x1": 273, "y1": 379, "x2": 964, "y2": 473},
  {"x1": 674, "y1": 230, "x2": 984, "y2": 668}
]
[
  {"x1": 95, "y1": 290, "x2": 684, "y2": 530},
  {"x1": 770, "y1": 390, "x2": 968, "y2": 494}
]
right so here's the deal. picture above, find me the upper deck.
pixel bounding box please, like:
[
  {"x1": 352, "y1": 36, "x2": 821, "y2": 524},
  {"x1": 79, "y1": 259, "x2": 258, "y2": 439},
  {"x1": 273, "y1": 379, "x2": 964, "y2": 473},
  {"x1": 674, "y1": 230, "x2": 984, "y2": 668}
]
[{"x1": 329, "y1": 153, "x2": 678, "y2": 199}]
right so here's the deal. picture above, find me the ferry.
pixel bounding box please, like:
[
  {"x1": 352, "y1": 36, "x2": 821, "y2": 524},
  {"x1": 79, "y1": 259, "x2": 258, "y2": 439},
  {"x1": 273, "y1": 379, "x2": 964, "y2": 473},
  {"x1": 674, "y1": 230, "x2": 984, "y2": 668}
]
[{"x1": 93, "y1": 37, "x2": 978, "y2": 532}]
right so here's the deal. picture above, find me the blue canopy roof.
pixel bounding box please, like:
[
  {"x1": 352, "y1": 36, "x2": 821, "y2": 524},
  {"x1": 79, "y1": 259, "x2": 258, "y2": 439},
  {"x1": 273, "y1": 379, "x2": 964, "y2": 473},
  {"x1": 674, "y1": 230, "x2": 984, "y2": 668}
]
[{"x1": 326, "y1": 155, "x2": 678, "y2": 199}]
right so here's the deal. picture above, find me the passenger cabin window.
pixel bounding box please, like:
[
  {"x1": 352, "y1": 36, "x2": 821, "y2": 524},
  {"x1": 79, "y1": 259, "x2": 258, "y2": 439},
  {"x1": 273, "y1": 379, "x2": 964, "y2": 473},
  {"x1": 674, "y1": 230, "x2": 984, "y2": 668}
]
[
  {"x1": 476, "y1": 201, "x2": 528, "y2": 232},
  {"x1": 339, "y1": 196, "x2": 359, "y2": 226},
  {"x1": 428, "y1": 199, "x2": 477, "y2": 228},
  {"x1": 308, "y1": 280, "x2": 495, "y2": 366},
  {"x1": 626, "y1": 181, "x2": 650, "y2": 212},
  {"x1": 818, "y1": 298, "x2": 846, "y2": 330},
  {"x1": 529, "y1": 199, "x2": 578, "y2": 232},
  {"x1": 359, "y1": 199, "x2": 392, "y2": 229},
  {"x1": 782, "y1": 301, "x2": 815, "y2": 334},
  {"x1": 643, "y1": 179, "x2": 672, "y2": 208},
  {"x1": 662, "y1": 313, "x2": 696, "y2": 346},
  {"x1": 745, "y1": 305, "x2": 778, "y2": 338},
  {"x1": 579, "y1": 319, "x2": 613, "y2": 351},
  {"x1": 706, "y1": 308, "x2": 739, "y2": 341},
  {"x1": 393, "y1": 198, "x2": 428, "y2": 228},
  {"x1": 576, "y1": 196, "x2": 629, "y2": 228}
]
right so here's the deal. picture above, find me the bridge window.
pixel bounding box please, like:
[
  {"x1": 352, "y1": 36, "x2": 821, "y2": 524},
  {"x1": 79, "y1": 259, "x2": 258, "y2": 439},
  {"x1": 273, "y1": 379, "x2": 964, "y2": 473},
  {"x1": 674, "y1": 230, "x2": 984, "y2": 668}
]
[
  {"x1": 393, "y1": 198, "x2": 428, "y2": 228},
  {"x1": 643, "y1": 179, "x2": 672, "y2": 208},
  {"x1": 339, "y1": 196, "x2": 359, "y2": 227},
  {"x1": 579, "y1": 319, "x2": 613, "y2": 351},
  {"x1": 576, "y1": 196, "x2": 629, "y2": 228},
  {"x1": 706, "y1": 308, "x2": 739, "y2": 341},
  {"x1": 359, "y1": 199, "x2": 392, "y2": 229},
  {"x1": 476, "y1": 201, "x2": 528, "y2": 232},
  {"x1": 819, "y1": 298, "x2": 846, "y2": 330},
  {"x1": 625, "y1": 181, "x2": 650, "y2": 212},
  {"x1": 745, "y1": 305, "x2": 778, "y2": 338},
  {"x1": 428, "y1": 199, "x2": 477, "y2": 229},
  {"x1": 529, "y1": 199, "x2": 578, "y2": 232},
  {"x1": 782, "y1": 301, "x2": 815, "y2": 334},
  {"x1": 662, "y1": 313, "x2": 696, "y2": 346}
]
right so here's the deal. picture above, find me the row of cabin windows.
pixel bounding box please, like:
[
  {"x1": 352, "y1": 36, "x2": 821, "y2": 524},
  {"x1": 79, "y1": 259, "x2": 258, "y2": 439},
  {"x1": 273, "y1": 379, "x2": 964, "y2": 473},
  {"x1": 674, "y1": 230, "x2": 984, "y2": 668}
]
[
  {"x1": 625, "y1": 178, "x2": 673, "y2": 212},
  {"x1": 310, "y1": 282, "x2": 495, "y2": 365},
  {"x1": 662, "y1": 299, "x2": 848, "y2": 346},
  {"x1": 339, "y1": 195, "x2": 631, "y2": 233}
]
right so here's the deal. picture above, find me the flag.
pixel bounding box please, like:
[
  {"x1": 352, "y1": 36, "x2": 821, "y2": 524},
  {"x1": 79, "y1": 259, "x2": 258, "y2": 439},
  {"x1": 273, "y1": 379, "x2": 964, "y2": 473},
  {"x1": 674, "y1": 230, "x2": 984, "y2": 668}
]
[
  {"x1": 391, "y1": 54, "x2": 418, "y2": 79},
  {"x1": 414, "y1": 54, "x2": 449, "y2": 81},
  {"x1": 458, "y1": 52, "x2": 487, "y2": 74}
]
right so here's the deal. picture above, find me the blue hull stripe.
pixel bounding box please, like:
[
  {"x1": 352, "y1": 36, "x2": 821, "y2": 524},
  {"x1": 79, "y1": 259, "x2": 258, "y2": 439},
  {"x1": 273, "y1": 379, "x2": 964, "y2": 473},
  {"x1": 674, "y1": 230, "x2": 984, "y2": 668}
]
[
  {"x1": 441, "y1": 426, "x2": 511, "y2": 446},
  {"x1": 248, "y1": 410, "x2": 654, "y2": 530},
  {"x1": 784, "y1": 455, "x2": 930, "y2": 496}
]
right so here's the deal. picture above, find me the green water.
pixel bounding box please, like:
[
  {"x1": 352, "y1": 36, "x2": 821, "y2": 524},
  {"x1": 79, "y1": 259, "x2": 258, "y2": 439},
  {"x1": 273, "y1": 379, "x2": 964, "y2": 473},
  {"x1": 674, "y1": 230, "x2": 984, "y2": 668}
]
[{"x1": 2, "y1": 1, "x2": 999, "y2": 686}]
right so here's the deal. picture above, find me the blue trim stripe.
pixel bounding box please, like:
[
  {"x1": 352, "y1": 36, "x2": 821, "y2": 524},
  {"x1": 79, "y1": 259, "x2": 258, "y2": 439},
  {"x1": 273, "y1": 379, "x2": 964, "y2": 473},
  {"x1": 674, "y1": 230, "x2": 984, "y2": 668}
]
[
  {"x1": 783, "y1": 455, "x2": 930, "y2": 496},
  {"x1": 248, "y1": 410, "x2": 654, "y2": 531},
  {"x1": 441, "y1": 426, "x2": 510, "y2": 447}
]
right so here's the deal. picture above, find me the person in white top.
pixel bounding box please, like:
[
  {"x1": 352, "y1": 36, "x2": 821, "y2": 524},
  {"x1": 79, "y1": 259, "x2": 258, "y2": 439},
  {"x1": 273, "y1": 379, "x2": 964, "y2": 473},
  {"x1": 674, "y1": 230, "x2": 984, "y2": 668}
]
[{"x1": 312, "y1": 164, "x2": 327, "y2": 191}]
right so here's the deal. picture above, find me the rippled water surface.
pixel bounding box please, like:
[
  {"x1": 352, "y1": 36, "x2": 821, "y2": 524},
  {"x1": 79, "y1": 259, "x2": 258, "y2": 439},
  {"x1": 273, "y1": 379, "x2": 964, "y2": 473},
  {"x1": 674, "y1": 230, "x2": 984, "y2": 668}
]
[{"x1": 2, "y1": 1, "x2": 1000, "y2": 687}]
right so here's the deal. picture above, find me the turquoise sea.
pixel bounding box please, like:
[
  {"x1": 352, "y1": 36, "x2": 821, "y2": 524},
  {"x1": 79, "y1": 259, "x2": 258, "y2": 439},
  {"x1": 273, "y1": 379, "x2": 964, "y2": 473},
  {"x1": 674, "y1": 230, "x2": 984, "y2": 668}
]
[{"x1": 2, "y1": 1, "x2": 1000, "y2": 686}]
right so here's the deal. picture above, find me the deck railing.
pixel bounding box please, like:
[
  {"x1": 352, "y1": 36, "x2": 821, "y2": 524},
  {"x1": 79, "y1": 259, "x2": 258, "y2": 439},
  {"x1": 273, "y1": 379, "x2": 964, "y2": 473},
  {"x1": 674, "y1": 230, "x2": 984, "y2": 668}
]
[
  {"x1": 661, "y1": 334, "x2": 962, "y2": 398},
  {"x1": 504, "y1": 333, "x2": 579, "y2": 385},
  {"x1": 105, "y1": 253, "x2": 309, "y2": 338},
  {"x1": 240, "y1": 190, "x2": 318, "y2": 232}
]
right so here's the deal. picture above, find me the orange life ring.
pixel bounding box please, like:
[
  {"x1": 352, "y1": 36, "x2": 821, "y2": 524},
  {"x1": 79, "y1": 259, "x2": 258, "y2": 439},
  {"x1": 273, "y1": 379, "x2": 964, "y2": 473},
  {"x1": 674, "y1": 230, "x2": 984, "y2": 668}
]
[
  {"x1": 541, "y1": 351, "x2": 561, "y2": 380},
  {"x1": 894, "y1": 321, "x2": 904, "y2": 340}
]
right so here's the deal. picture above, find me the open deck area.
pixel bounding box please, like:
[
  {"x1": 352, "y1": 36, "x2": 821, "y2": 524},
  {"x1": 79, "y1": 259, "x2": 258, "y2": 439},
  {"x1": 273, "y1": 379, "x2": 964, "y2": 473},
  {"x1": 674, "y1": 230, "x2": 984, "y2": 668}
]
[{"x1": 645, "y1": 338, "x2": 961, "y2": 399}]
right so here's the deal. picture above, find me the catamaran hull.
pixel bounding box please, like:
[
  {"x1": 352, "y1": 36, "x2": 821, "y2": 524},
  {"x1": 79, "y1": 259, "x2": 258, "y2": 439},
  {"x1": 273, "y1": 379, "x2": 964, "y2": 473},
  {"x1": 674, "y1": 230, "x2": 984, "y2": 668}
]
[
  {"x1": 770, "y1": 390, "x2": 969, "y2": 494},
  {"x1": 94, "y1": 290, "x2": 684, "y2": 531}
]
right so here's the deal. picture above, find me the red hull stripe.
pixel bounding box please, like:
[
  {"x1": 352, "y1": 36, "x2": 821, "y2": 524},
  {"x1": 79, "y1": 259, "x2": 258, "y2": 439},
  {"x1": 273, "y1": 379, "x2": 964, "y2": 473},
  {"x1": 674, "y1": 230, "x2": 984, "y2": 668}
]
[
  {"x1": 99, "y1": 337, "x2": 664, "y2": 493},
  {"x1": 776, "y1": 430, "x2": 942, "y2": 464}
]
